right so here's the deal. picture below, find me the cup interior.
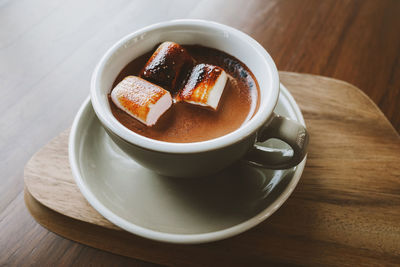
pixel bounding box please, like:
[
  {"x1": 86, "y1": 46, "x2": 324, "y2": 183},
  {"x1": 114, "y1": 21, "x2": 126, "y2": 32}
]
[{"x1": 91, "y1": 20, "x2": 279, "y2": 153}]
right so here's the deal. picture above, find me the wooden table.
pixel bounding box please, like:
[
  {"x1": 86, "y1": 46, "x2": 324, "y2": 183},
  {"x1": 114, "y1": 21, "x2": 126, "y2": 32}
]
[{"x1": 1, "y1": 0, "x2": 399, "y2": 266}]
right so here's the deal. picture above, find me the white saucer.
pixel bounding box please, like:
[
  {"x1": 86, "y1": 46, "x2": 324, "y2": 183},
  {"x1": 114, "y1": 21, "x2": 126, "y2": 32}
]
[{"x1": 69, "y1": 84, "x2": 306, "y2": 244}]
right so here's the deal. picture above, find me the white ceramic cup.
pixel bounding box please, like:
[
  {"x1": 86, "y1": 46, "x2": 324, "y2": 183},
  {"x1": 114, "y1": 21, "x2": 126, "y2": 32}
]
[{"x1": 91, "y1": 20, "x2": 309, "y2": 177}]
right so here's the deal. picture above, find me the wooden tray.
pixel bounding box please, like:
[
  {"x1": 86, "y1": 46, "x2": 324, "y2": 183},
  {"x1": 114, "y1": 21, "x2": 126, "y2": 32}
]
[{"x1": 24, "y1": 72, "x2": 400, "y2": 266}]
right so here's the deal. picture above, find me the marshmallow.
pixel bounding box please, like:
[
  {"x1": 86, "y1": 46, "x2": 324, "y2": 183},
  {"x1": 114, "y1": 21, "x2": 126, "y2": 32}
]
[
  {"x1": 176, "y1": 64, "x2": 228, "y2": 110},
  {"x1": 111, "y1": 76, "x2": 172, "y2": 126},
  {"x1": 140, "y1": 41, "x2": 194, "y2": 93}
]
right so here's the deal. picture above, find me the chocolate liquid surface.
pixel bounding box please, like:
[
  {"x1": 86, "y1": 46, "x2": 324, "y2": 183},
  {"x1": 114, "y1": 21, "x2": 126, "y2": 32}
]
[{"x1": 110, "y1": 45, "x2": 260, "y2": 143}]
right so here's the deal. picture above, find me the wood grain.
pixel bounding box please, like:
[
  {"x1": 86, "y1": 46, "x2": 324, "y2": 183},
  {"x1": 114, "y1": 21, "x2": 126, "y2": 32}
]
[
  {"x1": 1, "y1": 0, "x2": 400, "y2": 265},
  {"x1": 23, "y1": 72, "x2": 400, "y2": 266}
]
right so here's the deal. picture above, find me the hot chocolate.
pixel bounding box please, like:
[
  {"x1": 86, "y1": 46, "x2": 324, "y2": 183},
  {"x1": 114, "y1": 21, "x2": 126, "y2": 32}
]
[{"x1": 109, "y1": 45, "x2": 260, "y2": 143}]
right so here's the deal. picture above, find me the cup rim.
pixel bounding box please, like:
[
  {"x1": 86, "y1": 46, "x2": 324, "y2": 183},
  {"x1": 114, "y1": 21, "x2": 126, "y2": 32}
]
[{"x1": 90, "y1": 19, "x2": 279, "y2": 153}]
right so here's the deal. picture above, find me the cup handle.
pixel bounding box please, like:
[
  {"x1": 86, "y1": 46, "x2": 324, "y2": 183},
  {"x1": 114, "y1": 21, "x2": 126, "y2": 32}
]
[{"x1": 244, "y1": 113, "x2": 309, "y2": 169}]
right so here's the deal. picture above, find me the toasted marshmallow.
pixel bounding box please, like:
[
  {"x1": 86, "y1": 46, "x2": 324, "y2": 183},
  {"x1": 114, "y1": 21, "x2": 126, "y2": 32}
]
[
  {"x1": 140, "y1": 41, "x2": 194, "y2": 93},
  {"x1": 111, "y1": 76, "x2": 172, "y2": 126},
  {"x1": 176, "y1": 64, "x2": 227, "y2": 110}
]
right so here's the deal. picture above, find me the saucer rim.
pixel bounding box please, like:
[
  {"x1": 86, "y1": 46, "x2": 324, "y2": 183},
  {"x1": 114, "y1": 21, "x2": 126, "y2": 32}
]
[{"x1": 69, "y1": 83, "x2": 306, "y2": 244}]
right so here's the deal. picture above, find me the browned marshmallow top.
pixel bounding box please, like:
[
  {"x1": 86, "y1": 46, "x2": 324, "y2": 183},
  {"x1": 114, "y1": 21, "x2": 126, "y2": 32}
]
[
  {"x1": 176, "y1": 64, "x2": 226, "y2": 106},
  {"x1": 111, "y1": 76, "x2": 171, "y2": 125},
  {"x1": 140, "y1": 41, "x2": 194, "y2": 94}
]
